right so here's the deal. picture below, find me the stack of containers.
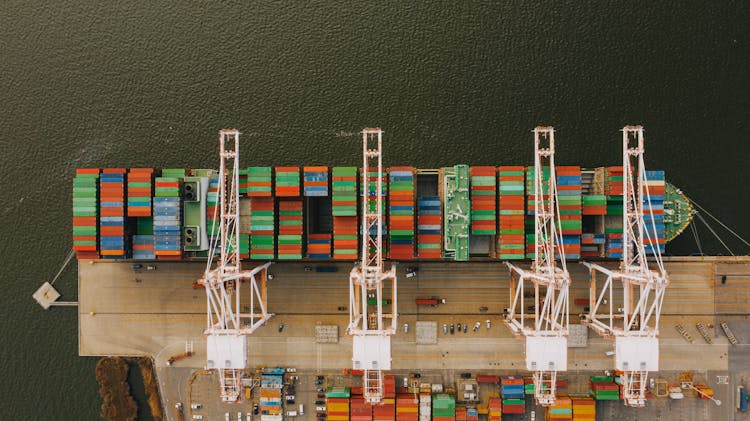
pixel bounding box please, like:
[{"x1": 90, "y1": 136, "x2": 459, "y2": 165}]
[
  {"x1": 239, "y1": 198, "x2": 251, "y2": 259},
  {"x1": 524, "y1": 378, "x2": 534, "y2": 396},
  {"x1": 571, "y1": 396, "x2": 595, "y2": 420},
  {"x1": 431, "y1": 394, "x2": 455, "y2": 421},
  {"x1": 396, "y1": 395, "x2": 418, "y2": 421},
  {"x1": 128, "y1": 168, "x2": 154, "y2": 259},
  {"x1": 304, "y1": 166, "x2": 329, "y2": 196},
  {"x1": 388, "y1": 167, "x2": 415, "y2": 260},
  {"x1": 582, "y1": 195, "x2": 606, "y2": 215},
  {"x1": 500, "y1": 376, "x2": 525, "y2": 415},
  {"x1": 589, "y1": 376, "x2": 619, "y2": 401},
  {"x1": 497, "y1": 166, "x2": 526, "y2": 260},
  {"x1": 275, "y1": 166, "x2": 301, "y2": 196},
  {"x1": 488, "y1": 397, "x2": 502, "y2": 421},
  {"x1": 351, "y1": 396, "x2": 372, "y2": 421},
  {"x1": 418, "y1": 390, "x2": 431, "y2": 421},
  {"x1": 277, "y1": 199, "x2": 303, "y2": 259},
  {"x1": 99, "y1": 169, "x2": 127, "y2": 258},
  {"x1": 247, "y1": 167, "x2": 273, "y2": 196},
  {"x1": 373, "y1": 399, "x2": 396, "y2": 421},
  {"x1": 546, "y1": 397, "x2": 573, "y2": 421},
  {"x1": 604, "y1": 167, "x2": 624, "y2": 258},
  {"x1": 307, "y1": 234, "x2": 332, "y2": 258},
  {"x1": 332, "y1": 167, "x2": 358, "y2": 260},
  {"x1": 643, "y1": 170, "x2": 666, "y2": 255},
  {"x1": 384, "y1": 375, "x2": 396, "y2": 399},
  {"x1": 581, "y1": 194, "x2": 606, "y2": 258},
  {"x1": 466, "y1": 407, "x2": 479, "y2": 421},
  {"x1": 556, "y1": 166, "x2": 582, "y2": 260},
  {"x1": 470, "y1": 167, "x2": 497, "y2": 235},
  {"x1": 127, "y1": 168, "x2": 153, "y2": 217},
  {"x1": 326, "y1": 387, "x2": 351, "y2": 421},
  {"x1": 250, "y1": 197, "x2": 275, "y2": 259},
  {"x1": 525, "y1": 166, "x2": 550, "y2": 259},
  {"x1": 260, "y1": 371, "x2": 283, "y2": 419},
  {"x1": 417, "y1": 196, "x2": 442, "y2": 258},
  {"x1": 73, "y1": 169, "x2": 100, "y2": 259},
  {"x1": 153, "y1": 169, "x2": 183, "y2": 260},
  {"x1": 238, "y1": 168, "x2": 249, "y2": 196},
  {"x1": 206, "y1": 177, "x2": 220, "y2": 254},
  {"x1": 455, "y1": 407, "x2": 467, "y2": 421},
  {"x1": 132, "y1": 234, "x2": 155, "y2": 259},
  {"x1": 361, "y1": 169, "x2": 388, "y2": 256}
]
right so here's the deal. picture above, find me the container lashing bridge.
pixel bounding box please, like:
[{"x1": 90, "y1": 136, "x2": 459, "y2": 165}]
[{"x1": 504, "y1": 127, "x2": 570, "y2": 407}]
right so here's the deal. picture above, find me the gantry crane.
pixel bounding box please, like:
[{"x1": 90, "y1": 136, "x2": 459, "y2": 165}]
[
  {"x1": 197, "y1": 129, "x2": 273, "y2": 402},
  {"x1": 348, "y1": 128, "x2": 397, "y2": 404},
  {"x1": 504, "y1": 127, "x2": 570, "y2": 406},
  {"x1": 581, "y1": 126, "x2": 668, "y2": 408}
]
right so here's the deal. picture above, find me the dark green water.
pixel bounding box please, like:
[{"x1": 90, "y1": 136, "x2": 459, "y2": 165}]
[{"x1": 1, "y1": 1, "x2": 748, "y2": 418}]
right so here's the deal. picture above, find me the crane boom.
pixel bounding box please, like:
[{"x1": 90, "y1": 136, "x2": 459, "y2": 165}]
[
  {"x1": 348, "y1": 128, "x2": 397, "y2": 404},
  {"x1": 198, "y1": 129, "x2": 273, "y2": 402},
  {"x1": 581, "y1": 126, "x2": 669, "y2": 407},
  {"x1": 504, "y1": 127, "x2": 570, "y2": 406}
]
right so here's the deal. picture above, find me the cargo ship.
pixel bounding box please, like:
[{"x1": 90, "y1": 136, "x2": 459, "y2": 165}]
[{"x1": 72, "y1": 165, "x2": 692, "y2": 262}]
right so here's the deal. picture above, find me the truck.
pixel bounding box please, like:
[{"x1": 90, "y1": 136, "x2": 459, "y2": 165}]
[
  {"x1": 415, "y1": 297, "x2": 446, "y2": 307},
  {"x1": 167, "y1": 351, "x2": 193, "y2": 366}
]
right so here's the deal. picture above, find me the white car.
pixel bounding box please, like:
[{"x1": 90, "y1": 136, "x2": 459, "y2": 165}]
[
  {"x1": 486, "y1": 319, "x2": 491, "y2": 329},
  {"x1": 238, "y1": 412, "x2": 243, "y2": 421},
  {"x1": 404, "y1": 323, "x2": 409, "y2": 333},
  {"x1": 192, "y1": 416, "x2": 203, "y2": 420},
  {"x1": 247, "y1": 414, "x2": 252, "y2": 421},
  {"x1": 191, "y1": 403, "x2": 202, "y2": 410},
  {"x1": 668, "y1": 386, "x2": 684, "y2": 399},
  {"x1": 225, "y1": 413, "x2": 230, "y2": 421}
]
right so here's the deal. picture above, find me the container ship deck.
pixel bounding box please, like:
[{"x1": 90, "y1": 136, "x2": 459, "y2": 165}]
[{"x1": 71, "y1": 165, "x2": 693, "y2": 263}]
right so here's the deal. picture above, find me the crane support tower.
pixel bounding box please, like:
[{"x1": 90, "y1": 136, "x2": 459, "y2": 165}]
[
  {"x1": 581, "y1": 126, "x2": 669, "y2": 408},
  {"x1": 197, "y1": 129, "x2": 274, "y2": 402},
  {"x1": 504, "y1": 127, "x2": 570, "y2": 407},
  {"x1": 348, "y1": 128, "x2": 397, "y2": 404}
]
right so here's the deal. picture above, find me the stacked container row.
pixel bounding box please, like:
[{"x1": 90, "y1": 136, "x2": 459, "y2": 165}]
[
  {"x1": 250, "y1": 197, "x2": 275, "y2": 259},
  {"x1": 396, "y1": 394, "x2": 418, "y2": 421},
  {"x1": 100, "y1": 169, "x2": 127, "y2": 258},
  {"x1": 278, "y1": 199, "x2": 303, "y2": 259},
  {"x1": 589, "y1": 376, "x2": 620, "y2": 400},
  {"x1": 417, "y1": 196, "x2": 441, "y2": 258},
  {"x1": 546, "y1": 396, "x2": 573, "y2": 420},
  {"x1": 154, "y1": 169, "x2": 184, "y2": 260},
  {"x1": 643, "y1": 170, "x2": 666, "y2": 255},
  {"x1": 604, "y1": 167, "x2": 624, "y2": 258},
  {"x1": 431, "y1": 394, "x2": 455, "y2": 421},
  {"x1": 326, "y1": 387, "x2": 351, "y2": 421},
  {"x1": 275, "y1": 166, "x2": 300, "y2": 197},
  {"x1": 332, "y1": 167, "x2": 358, "y2": 259},
  {"x1": 127, "y1": 168, "x2": 153, "y2": 217},
  {"x1": 304, "y1": 166, "x2": 329, "y2": 196},
  {"x1": 351, "y1": 396, "x2": 372, "y2": 421},
  {"x1": 361, "y1": 169, "x2": 388, "y2": 256},
  {"x1": 556, "y1": 166, "x2": 582, "y2": 260},
  {"x1": 73, "y1": 169, "x2": 100, "y2": 259},
  {"x1": 525, "y1": 166, "x2": 549, "y2": 259},
  {"x1": 571, "y1": 396, "x2": 595, "y2": 420},
  {"x1": 487, "y1": 397, "x2": 502, "y2": 421},
  {"x1": 247, "y1": 167, "x2": 273, "y2": 196},
  {"x1": 497, "y1": 166, "x2": 525, "y2": 260},
  {"x1": 373, "y1": 398, "x2": 396, "y2": 421},
  {"x1": 470, "y1": 166, "x2": 497, "y2": 235},
  {"x1": 389, "y1": 167, "x2": 415, "y2": 260},
  {"x1": 500, "y1": 376, "x2": 525, "y2": 414}
]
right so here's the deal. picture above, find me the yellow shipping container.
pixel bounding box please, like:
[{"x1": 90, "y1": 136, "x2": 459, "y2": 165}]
[
  {"x1": 397, "y1": 407, "x2": 418, "y2": 413},
  {"x1": 328, "y1": 403, "x2": 350, "y2": 412}
]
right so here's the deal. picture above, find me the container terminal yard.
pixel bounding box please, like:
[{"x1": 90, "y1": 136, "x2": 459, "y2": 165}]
[{"x1": 40, "y1": 127, "x2": 750, "y2": 420}]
